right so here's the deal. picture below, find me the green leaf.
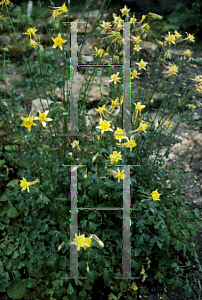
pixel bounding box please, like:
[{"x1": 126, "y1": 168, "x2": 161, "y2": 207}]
[
  {"x1": 4, "y1": 145, "x2": 18, "y2": 152},
  {"x1": 7, "y1": 179, "x2": 19, "y2": 187},
  {"x1": 130, "y1": 282, "x2": 138, "y2": 291},
  {"x1": 88, "y1": 221, "x2": 98, "y2": 231},
  {"x1": 7, "y1": 206, "x2": 24, "y2": 219},
  {"x1": 67, "y1": 283, "x2": 74, "y2": 295},
  {"x1": 0, "y1": 188, "x2": 10, "y2": 201},
  {"x1": 7, "y1": 280, "x2": 26, "y2": 299},
  {"x1": 180, "y1": 229, "x2": 189, "y2": 237},
  {"x1": 79, "y1": 288, "x2": 87, "y2": 298},
  {"x1": 0, "y1": 160, "x2": 6, "y2": 167}
]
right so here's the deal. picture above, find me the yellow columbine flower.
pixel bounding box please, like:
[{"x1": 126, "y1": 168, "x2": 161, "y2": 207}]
[
  {"x1": 131, "y1": 121, "x2": 148, "y2": 133},
  {"x1": 133, "y1": 44, "x2": 142, "y2": 52},
  {"x1": 162, "y1": 32, "x2": 176, "y2": 45},
  {"x1": 0, "y1": 0, "x2": 11, "y2": 7},
  {"x1": 174, "y1": 30, "x2": 181, "y2": 39},
  {"x1": 186, "y1": 103, "x2": 196, "y2": 111},
  {"x1": 151, "y1": 189, "x2": 161, "y2": 201},
  {"x1": 162, "y1": 64, "x2": 178, "y2": 77},
  {"x1": 70, "y1": 233, "x2": 86, "y2": 251},
  {"x1": 131, "y1": 70, "x2": 140, "y2": 79},
  {"x1": 20, "y1": 177, "x2": 39, "y2": 194},
  {"x1": 109, "y1": 97, "x2": 119, "y2": 111},
  {"x1": 48, "y1": 3, "x2": 68, "y2": 19},
  {"x1": 105, "y1": 31, "x2": 122, "y2": 43},
  {"x1": 134, "y1": 102, "x2": 146, "y2": 115},
  {"x1": 164, "y1": 51, "x2": 171, "y2": 59},
  {"x1": 109, "y1": 151, "x2": 122, "y2": 164},
  {"x1": 114, "y1": 127, "x2": 127, "y2": 143},
  {"x1": 33, "y1": 110, "x2": 53, "y2": 128},
  {"x1": 23, "y1": 27, "x2": 38, "y2": 40},
  {"x1": 130, "y1": 17, "x2": 137, "y2": 23},
  {"x1": 71, "y1": 140, "x2": 81, "y2": 152},
  {"x1": 121, "y1": 137, "x2": 137, "y2": 152},
  {"x1": 93, "y1": 47, "x2": 108, "y2": 58},
  {"x1": 120, "y1": 5, "x2": 130, "y2": 17},
  {"x1": 140, "y1": 189, "x2": 161, "y2": 202},
  {"x1": 108, "y1": 72, "x2": 121, "y2": 84},
  {"x1": 96, "y1": 118, "x2": 114, "y2": 137},
  {"x1": 183, "y1": 32, "x2": 195, "y2": 43},
  {"x1": 181, "y1": 49, "x2": 191, "y2": 56},
  {"x1": 20, "y1": 112, "x2": 37, "y2": 132},
  {"x1": 83, "y1": 237, "x2": 93, "y2": 250},
  {"x1": 96, "y1": 105, "x2": 113, "y2": 119},
  {"x1": 109, "y1": 168, "x2": 125, "y2": 183},
  {"x1": 130, "y1": 34, "x2": 142, "y2": 44},
  {"x1": 136, "y1": 59, "x2": 148, "y2": 70},
  {"x1": 29, "y1": 39, "x2": 41, "y2": 50},
  {"x1": 52, "y1": 33, "x2": 67, "y2": 50},
  {"x1": 100, "y1": 21, "x2": 112, "y2": 31},
  {"x1": 166, "y1": 121, "x2": 173, "y2": 128}
]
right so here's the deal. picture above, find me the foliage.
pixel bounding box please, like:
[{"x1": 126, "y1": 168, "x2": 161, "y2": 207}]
[{"x1": 0, "y1": 0, "x2": 202, "y2": 299}]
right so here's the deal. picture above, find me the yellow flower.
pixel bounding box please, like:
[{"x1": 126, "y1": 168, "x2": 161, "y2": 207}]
[
  {"x1": 96, "y1": 118, "x2": 114, "y2": 137},
  {"x1": 162, "y1": 64, "x2": 178, "y2": 77},
  {"x1": 114, "y1": 127, "x2": 127, "y2": 143},
  {"x1": 181, "y1": 49, "x2": 191, "y2": 56},
  {"x1": 133, "y1": 44, "x2": 142, "y2": 52},
  {"x1": 96, "y1": 105, "x2": 113, "y2": 119},
  {"x1": 131, "y1": 70, "x2": 140, "y2": 79},
  {"x1": 83, "y1": 237, "x2": 93, "y2": 250},
  {"x1": 109, "y1": 151, "x2": 122, "y2": 164},
  {"x1": 101, "y1": 21, "x2": 112, "y2": 31},
  {"x1": 108, "y1": 72, "x2": 121, "y2": 84},
  {"x1": 23, "y1": 27, "x2": 38, "y2": 40},
  {"x1": 131, "y1": 121, "x2": 148, "y2": 133},
  {"x1": 134, "y1": 102, "x2": 146, "y2": 115},
  {"x1": 166, "y1": 121, "x2": 173, "y2": 128},
  {"x1": 29, "y1": 39, "x2": 41, "y2": 50},
  {"x1": 0, "y1": 0, "x2": 11, "y2": 7},
  {"x1": 93, "y1": 47, "x2": 108, "y2": 58},
  {"x1": 162, "y1": 32, "x2": 176, "y2": 45},
  {"x1": 174, "y1": 30, "x2": 182, "y2": 39},
  {"x1": 130, "y1": 34, "x2": 142, "y2": 44},
  {"x1": 33, "y1": 110, "x2": 52, "y2": 128},
  {"x1": 114, "y1": 22, "x2": 123, "y2": 31},
  {"x1": 140, "y1": 189, "x2": 161, "y2": 202},
  {"x1": 109, "y1": 168, "x2": 125, "y2": 183},
  {"x1": 70, "y1": 233, "x2": 86, "y2": 251},
  {"x1": 186, "y1": 103, "x2": 196, "y2": 111},
  {"x1": 109, "y1": 97, "x2": 119, "y2": 111},
  {"x1": 164, "y1": 51, "x2": 171, "y2": 59},
  {"x1": 20, "y1": 112, "x2": 37, "y2": 132},
  {"x1": 121, "y1": 137, "x2": 137, "y2": 152},
  {"x1": 71, "y1": 140, "x2": 81, "y2": 152},
  {"x1": 48, "y1": 3, "x2": 68, "y2": 19},
  {"x1": 195, "y1": 84, "x2": 202, "y2": 93},
  {"x1": 105, "y1": 31, "x2": 122, "y2": 43},
  {"x1": 151, "y1": 189, "x2": 161, "y2": 201},
  {"x1": 20, "y1": 177, "x2": 39, "y2": 194},
  {"x1": 183, "y1": 32, "x2": 195, "y2": 43},
  {"x1": 52, "y1": 33, "x2": 67, "y2": 50},
  {"x1": 58, "y1": 241, "x2": 65, "y2": 251},
  {"x1": 136, "y1": 59, "x2": 148, "y2": 70},
  {"x1": 120, "y1": 5, "x2": 130, "y2": 17}
]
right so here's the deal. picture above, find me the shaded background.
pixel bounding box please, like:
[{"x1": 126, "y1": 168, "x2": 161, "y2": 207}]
[{"x1": 10, "y1": 0, "x2": 202, "y2": 39}]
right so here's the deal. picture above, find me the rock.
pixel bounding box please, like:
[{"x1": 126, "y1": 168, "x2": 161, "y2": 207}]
[
  {"x1": 142, "y1": 41, "x2": 160, "y2": 57},
  {"x1": 0, "y1": 34, "x2": 12, "y2": 47}
]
